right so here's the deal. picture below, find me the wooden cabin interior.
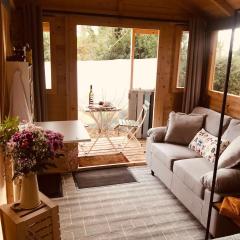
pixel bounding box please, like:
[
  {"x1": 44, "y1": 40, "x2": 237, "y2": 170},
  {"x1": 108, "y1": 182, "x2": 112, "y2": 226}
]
[{"x1": 1, "y1": 0, "x2": 240, "y2": 239}]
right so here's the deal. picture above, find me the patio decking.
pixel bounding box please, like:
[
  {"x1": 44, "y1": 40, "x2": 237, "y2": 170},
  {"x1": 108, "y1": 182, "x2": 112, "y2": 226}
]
[{"x1": 78, "y1": 136, "x2": 146, "y2": 169}]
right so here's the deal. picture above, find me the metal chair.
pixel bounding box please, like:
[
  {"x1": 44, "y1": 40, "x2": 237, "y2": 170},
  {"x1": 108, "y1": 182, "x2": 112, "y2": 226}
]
[{"x1": 115, "y1": 100, "x2": 150, "y2": 150}]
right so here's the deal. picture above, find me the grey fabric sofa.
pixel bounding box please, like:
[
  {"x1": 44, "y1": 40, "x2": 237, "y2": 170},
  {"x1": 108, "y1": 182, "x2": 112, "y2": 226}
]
[{"x1": 146, "y1": 107, "x2": 240, "y2": 238}]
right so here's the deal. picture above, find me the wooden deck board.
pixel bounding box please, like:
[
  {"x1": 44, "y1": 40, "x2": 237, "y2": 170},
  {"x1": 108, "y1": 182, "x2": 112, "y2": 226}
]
[{"x1": 78, "y1": 136, "x2": 147, "y2": 167}]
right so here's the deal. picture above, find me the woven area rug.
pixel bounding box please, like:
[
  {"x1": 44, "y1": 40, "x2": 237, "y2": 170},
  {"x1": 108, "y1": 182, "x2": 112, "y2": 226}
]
[
  {"x1": 53, "y1": 167, "x2": 205, "y2": 240},
  {"x1": 73, "y1": 167, "x2": 137, "y2": 189},
  {"x1": 78, "y1": 152, "x2": 129, "y2": 167}
]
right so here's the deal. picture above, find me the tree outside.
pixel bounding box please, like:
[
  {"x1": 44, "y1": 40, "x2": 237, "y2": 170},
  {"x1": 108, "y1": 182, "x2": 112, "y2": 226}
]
[
  {"x1": 76, "y1": 26, "x2": 158, "y2": 61},
  {"x1": 213, "y1": 28, "x2": 240, "y2": 96}
]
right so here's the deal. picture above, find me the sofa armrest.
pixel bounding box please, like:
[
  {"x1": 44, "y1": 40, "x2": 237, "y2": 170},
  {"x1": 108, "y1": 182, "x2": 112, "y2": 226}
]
[
  {"x1": 201, "y1": 168, "x2": 240, "y2": 195},
  {"x1": 147, "y1": 126, "x2": 167, "y2": 143}
]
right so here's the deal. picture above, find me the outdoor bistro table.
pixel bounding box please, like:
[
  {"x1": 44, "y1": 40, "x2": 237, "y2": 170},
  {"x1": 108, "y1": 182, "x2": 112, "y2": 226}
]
[{"x1": 85, "y1": 104, "x2": 121, "y2": 154}]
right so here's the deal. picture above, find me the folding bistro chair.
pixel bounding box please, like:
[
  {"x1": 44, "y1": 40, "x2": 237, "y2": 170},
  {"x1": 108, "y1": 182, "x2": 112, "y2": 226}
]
[{"x1": 114, "y1": 100, "x2": 150, "y2": 150}]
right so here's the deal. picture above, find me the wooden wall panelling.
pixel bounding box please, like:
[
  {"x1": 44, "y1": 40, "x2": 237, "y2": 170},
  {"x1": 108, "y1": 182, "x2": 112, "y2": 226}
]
[
  {"x1": 1, "y1": 1, "x2": 15, "y2": 206},
  {"x1": 153, "y1": 25, "x2": 175, "y2": 127},
  {"x1": 38, "y1": 0, "x2": 191, "y2": 21},
  {"x1": 0, "y1": 151, "x2": 7, "y2": 205},
  {"x1": 66, "y1": 17, "x2": 78, "y2": 120},
  {"x1": 46, "y1": 16, "x2": 68, "y2": 120},
  {"x1": 68, "y1": 14, "x2": 169, "y2": 30}
]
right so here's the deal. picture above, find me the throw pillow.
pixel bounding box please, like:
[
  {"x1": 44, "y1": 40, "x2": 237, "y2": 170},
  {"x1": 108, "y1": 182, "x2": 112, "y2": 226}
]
[
  {"x1": 189, "y1": 129, "x2": 230, "y2": 163},
  {"x1": 164, "y1": 111, "x2": 205, "y2": 145},
  {"x1": 200, "y1": 168, "x2": 240, "y2": 193},
  {"x1": 218, "y1": 136, "x2": 240, "y2": 169}
]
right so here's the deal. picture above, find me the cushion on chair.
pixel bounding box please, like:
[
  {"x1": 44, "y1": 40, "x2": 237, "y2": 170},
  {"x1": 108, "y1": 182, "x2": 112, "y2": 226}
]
[
  {"x1": 151, "y1": 143, "x2": 201, "y2": 170},
  {"x1": 192, "y1": 107, "x2": 231, "y2": 137},
  {"x1": 119, "y1": 119, "x2": 139, "y2": 127},
  {"x1": 173, "y1": 158, "x2": 213, "y2": 199}
]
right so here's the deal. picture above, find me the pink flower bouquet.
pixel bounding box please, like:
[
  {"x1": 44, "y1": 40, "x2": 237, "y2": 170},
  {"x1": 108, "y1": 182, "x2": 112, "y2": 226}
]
[{"x1": 7, "y1": 123, "x2": 64, "y2": 179}]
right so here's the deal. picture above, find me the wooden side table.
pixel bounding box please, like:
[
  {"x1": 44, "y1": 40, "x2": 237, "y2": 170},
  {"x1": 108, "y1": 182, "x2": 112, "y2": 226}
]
[{"x1": 0, "y1": 193, "x2": 60, "y2": 240}]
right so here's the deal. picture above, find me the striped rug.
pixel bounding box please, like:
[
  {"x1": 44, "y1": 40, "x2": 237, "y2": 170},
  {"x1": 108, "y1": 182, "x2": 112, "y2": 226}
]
[{"x1": 53, "y1": 166, "x2": 205, "y2": 240}]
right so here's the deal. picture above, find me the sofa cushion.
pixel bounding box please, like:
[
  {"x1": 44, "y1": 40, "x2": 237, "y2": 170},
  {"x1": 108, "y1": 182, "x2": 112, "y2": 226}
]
[
  {"x1": 151, "y1": 143, "x2": 201, "y2": 170},
  {"x1": 192, "y1": 107, "x2": 231, "y2": 136},
  {"x1": 189, "y1": 129, "x2": 230, "y2": 164},
  {"x1": 173, "y1": 158, "x2": 213, "y2": 199},
  {"x1": 218, "y1": 136, "x2": 240, "y2": 169},
  {"x1": 164, "y1": 111, "x2": 205, "y2": 145},
  {"x1": 200, "y1": 168, "x2": 240, "y2": 194},
  {"x1": 222, "y1": 119, "x2": 240, "y2": 142}
]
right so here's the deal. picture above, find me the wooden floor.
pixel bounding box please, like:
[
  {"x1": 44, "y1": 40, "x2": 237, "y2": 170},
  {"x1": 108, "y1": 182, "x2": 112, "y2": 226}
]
[{"x1": 78, "y1": 136, "x2": 147, "y2": 168}]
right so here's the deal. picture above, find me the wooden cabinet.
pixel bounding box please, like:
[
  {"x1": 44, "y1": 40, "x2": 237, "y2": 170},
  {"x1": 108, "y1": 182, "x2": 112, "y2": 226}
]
[{"x1": 0, "y1": 193, "x2": 60, "y2": 240}]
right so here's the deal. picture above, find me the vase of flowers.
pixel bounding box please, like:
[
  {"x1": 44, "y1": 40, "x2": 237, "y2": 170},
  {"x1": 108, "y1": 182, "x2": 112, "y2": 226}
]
[{"x1": 7, "y1": 123, "x2": 63, "y2": 209}]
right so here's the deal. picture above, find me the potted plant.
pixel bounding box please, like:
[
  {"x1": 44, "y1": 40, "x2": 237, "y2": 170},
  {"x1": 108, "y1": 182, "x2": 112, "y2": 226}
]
[
  {"x1": 0, "y1": 117, "x2": 20, "y2": 185},
  {"x1": 7, "y1": 123, "x2": 64, "y2": 209},
  {"x1": 0, "y1": 117, "x2": 19, "y2": 152}
]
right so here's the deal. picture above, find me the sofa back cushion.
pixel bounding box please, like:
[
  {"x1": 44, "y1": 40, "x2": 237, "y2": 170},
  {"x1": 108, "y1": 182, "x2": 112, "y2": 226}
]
[
  {"x1": 164, "y1": 111, "x2": 205, "y2": 145},
  {"x1": 222, "y1": 119, "x2": 240, "y2": 142},
  {"x1": 218, "y1": 136, "x2": 240, "y2": 169},
  {"x1": 192, "y1": 107, "x2": 231, "y2": 137}
]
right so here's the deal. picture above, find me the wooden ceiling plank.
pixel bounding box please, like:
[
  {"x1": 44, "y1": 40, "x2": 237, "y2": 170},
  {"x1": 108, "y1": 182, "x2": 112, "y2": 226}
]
[
  {"x1": 209, "y1": 0, "x2": 234, "y2": 16},
  {"x1": 170, "y1": 0, "x2": 210, "y2": 20}
]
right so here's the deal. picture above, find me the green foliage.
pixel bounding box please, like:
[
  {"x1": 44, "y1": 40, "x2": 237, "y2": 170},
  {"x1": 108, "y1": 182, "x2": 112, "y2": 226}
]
[
  {"x1": 43, "y1": 32, "x2": 51, "y2": 61},
  {"x1": 0, "y1": 117, "x2": 19, "y2": 151},
  {"x1": 178, "y1": 32, "x2": 189, "y2": 88},
  {"x1": 213, "y1": 52, "x2": 240, "y2": 95},
  {"x1": 76, "y1": 26, "x2": 158, "y2": 60},
  {"x1": 134, "y1": 34, "x2": 158, "y2": 59}
]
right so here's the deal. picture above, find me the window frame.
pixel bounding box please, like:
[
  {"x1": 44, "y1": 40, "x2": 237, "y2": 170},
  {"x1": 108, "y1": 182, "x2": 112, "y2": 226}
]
[
  {"x1": 129, "y1": 28, "x2": 160, "y2": 90},
  {"x1": 42, "y1": 17, "x2": 56, "y2": 94},
  {"x1": 208, "y1": 29, "x2": 240, "y2": 98},
  {"x1": 171, "y1": 25, "x2": 189, "y2": 92}
]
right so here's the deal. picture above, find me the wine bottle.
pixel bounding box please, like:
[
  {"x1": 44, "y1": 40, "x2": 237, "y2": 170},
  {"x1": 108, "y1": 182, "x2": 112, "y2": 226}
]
[
  {"x1": 26, "y1": 43, "x2": 32, "y2": 65},
  {"x1": 89, "y1": 85, "x2": 94, "y2": 106}
]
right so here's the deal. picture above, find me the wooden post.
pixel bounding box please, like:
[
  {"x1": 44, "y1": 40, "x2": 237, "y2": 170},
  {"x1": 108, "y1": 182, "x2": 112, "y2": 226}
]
[
  {"x1": 4, "y1": 157, "x2": 14, "y2": 204},
  {"x1": 0, "y1": 149, "x2": 7, "y2": 205},
  {"x1": 153, "y1": 25, "x2": 175, "y2": 127},
  {"x1": 130, "y1": 29, "x2": 135, "y2": 90}
]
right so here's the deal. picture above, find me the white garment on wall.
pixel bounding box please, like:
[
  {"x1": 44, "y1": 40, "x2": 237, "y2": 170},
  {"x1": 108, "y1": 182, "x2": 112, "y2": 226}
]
[{"x1": 9, "y1": 69, "x2": 32, "y2": 122}]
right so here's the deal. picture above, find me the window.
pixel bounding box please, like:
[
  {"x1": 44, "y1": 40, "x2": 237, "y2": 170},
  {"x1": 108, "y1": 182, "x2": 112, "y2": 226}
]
[
  {"x1": 177, "y1": 31, "x2": 189, "y2": 88},
  {"x1": 211, "y1": 28, "x2": 240, "y2": 96},
  {"x1": 172, "y1": 27, "x2": 189, "y2": 91},
  {"x1": 42, "y1": 22, "x2": 52, "y2": 90},
  {"x1": 132, "y1": 29, "x2": 159, "y2": 89}
]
